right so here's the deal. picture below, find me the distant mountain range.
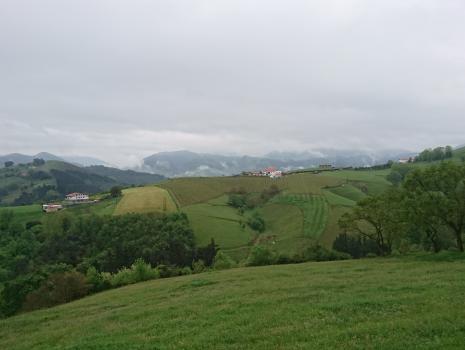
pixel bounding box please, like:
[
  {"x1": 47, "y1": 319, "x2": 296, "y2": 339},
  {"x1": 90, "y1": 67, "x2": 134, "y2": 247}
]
[
  {"x1": 0, "y1": 152, "x2": 111, "y2": 167},
  {"x1": 139, "y1": 149, "x2": 417, "y2": 177},
  {"x1": 0, "y1": 148, "x2": 418, "y2": 178}
]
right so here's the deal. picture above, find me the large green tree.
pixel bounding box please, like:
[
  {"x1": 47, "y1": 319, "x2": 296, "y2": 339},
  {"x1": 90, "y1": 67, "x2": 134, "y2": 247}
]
[
  {"x1": 339, "y1": 189, "x2": 406, "y2": 255},
  {"x1": 403, "y1": 162, "x2": 465, "y2": 252}
]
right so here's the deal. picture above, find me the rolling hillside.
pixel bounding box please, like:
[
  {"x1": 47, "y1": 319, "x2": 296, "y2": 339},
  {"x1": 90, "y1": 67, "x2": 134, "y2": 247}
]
[
  {"x1": 157, "y1": 169, "x2": 390, "y2": 258},
  {"x1": 1, "y1": 167, "x2": 391, "y2": 261},
  {"x1": 0, "y1": 161, "x2": 164, "y2": 206},
  {"x1": 1, "y1": 255, "x2": 464, "y2": 349}
]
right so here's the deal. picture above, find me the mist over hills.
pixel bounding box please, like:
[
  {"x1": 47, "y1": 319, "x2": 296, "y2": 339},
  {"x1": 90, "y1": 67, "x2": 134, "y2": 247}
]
[
  {"x1": 140, "y1": 149, "x2": 417, "y2": 177},
  {"x1": 0, "y1": 148, "x2": 419, "y2": 178}
]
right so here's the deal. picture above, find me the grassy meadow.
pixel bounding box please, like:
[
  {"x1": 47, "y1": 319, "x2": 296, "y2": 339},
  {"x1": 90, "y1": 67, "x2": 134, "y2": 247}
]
[
  {"x1": 114, "y1": 186, "x2": 177, "y2": 215},
  {"x1": 3, "y1": 204, "x2": 44, "y2": 224},
  {"x1": 183, "y1": 195, "x2": 255, "y2": 250},
  {"x1": 159, "y1": 170, "x2": 391, "y2": 258},
  {"x1": 1, "y1": 254, "x2": 465, "y2": 350}
]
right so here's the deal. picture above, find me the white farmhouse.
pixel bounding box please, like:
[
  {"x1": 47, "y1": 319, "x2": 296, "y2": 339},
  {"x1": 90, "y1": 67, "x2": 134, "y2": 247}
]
[{"x1": 65, "y1": 192, "x2": 89, "y2": 202}]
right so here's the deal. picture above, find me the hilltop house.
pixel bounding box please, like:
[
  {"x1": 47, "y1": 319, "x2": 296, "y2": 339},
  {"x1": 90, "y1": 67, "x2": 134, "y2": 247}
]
[{"x1": 65, "y1": 192, "x2": 89, "y2": 202}]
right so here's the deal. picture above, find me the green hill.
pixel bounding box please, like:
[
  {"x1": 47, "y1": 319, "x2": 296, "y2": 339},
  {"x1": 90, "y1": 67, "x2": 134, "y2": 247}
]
[
  {"x1": 1, "y1": 255, "x2": 464, "y2": 350},
  {"x1": 0, "y1": 161, "x2": 164, "y2": 206},
  {"x1": 157, "y1": 170, "x2": 390, "y2": 258}
]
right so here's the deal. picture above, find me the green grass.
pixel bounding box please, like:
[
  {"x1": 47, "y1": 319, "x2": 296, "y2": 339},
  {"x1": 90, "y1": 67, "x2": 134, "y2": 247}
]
[
  {"x1": 1, "y1": 204, "x2": 44, "y2": 224},
  {"x1": 160, "y1": 173, "x2": 345, "y2": 208},
  {"x1": 327, "y1": 184, "x2": 366, "y2": 202},
  {"x1": 183, "y1": 195, "x2": 254, "y2": 250},
  {"x1": 322, "y1": 189, "x2": 356, "y2": 207},
  {"x1": 2, "y1": 256, "x2": 465, "y2": 349},
  {"x1": 319, "y1": 206, "x2": 352, "y2": 248},
  {"x1": 325, "y1": 170, "x2": 391, "y2": 195},
  {"x1": 259, "y1": 203, "x2": 305, "y2": 254},
  {"x1": 159, "y1": 170, "x2": 389, "y2": 255},
  {"x1": 272, "y1": 194, "x2": 329, "y2": 239},
  {"x1": 114, "y1": 186, "x2": 177, "y2": 215},
  {"x1": 67, "y1": 197, "x2": 121, "y2": 216}
]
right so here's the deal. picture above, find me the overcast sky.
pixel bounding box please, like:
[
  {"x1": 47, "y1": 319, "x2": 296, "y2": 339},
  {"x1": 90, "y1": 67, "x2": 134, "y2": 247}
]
[{"x1": 1, "y1": 0, "x2": 465, "y2": 166}]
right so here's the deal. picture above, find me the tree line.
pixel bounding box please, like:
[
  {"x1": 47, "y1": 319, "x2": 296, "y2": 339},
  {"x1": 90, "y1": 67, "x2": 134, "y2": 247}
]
[
  {"x1": 414, "y1": 146, "x2": 453, "y2": 162},
  {"x1": 335, "y1": 161, "x2": 465, "y2": 257},
  {"x1": 0, "y1": 211, "x2": 219, "y2": 317}
]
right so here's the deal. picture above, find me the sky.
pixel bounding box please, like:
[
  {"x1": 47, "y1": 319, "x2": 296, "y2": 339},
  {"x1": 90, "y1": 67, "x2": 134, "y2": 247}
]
[{"x1": 1, "y1": 0, "x2": 465, "y2": 167}]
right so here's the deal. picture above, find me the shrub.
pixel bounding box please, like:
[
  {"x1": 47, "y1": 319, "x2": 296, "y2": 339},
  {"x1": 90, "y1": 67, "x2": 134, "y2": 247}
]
[
  {"x1": 301, "y1": 244, "x2": 351, "y2": 262},
  {"x1": 132, "y1": 258, "x2": 158, "y2": 281},
  {"x1": 86, "y1": 266, "x2": 111, "y2": 293},
  {"x1": 213, "y1": 251, "x2": 236, "y2": 270},
  {"x1": 110, "y1": 186, "x2": 123, "y2": 198},
  {"x1": 246, "y1": 246, "x2": 276, "y2": 266},
  {"x1": 276, "y1": 253, "x2": 294, "y2": 264},
  {"x1": 228, "y1": 194, "x2": 247, "y2": 208},
  {"x1": 110, "y1": 259, "x2": 159, "y2": 287},
  {"x1": 192, "y1": 260, "x2": 206, "y2": 274},
  {"x1": 22, "y1": 271, "x2": 89, "y2": 312},
  {"x1": 180, "y1": 266, "x2": 192, "y2": 275},
  {"x1": 247, "y1": 213, "x2": 265, "y2": 232}
]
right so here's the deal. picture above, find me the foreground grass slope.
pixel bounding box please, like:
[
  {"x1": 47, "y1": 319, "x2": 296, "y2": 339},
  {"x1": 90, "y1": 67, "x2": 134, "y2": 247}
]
[{"x1": 1, "y1": 255, "x2": 465, "y2": 350}]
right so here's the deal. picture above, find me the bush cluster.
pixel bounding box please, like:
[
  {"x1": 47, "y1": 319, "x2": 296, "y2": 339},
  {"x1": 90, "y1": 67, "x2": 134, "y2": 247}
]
[{"x1": 245, "y1": 244, "x2": 350, "y2": 267}]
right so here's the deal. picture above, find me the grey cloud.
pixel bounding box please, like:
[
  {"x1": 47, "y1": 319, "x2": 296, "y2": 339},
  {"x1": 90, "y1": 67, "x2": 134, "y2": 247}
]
[{"x1": 1, "y1": 0, "x2": 465, "y2": 166}]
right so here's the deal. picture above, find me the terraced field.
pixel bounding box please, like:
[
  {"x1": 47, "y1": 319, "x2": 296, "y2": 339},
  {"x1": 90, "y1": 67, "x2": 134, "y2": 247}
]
[
  {"x1": 260, "y1": 203, "x2": 305, "y2": 254},
  {"x1": 325, "y1": 170, "x2": 391, "y2": 195},
  {"x1": 114, "y1": 186, "x2": 177, "y2": 215},
  {"x1": 159, "y1": 169, "x2": 392, "y2": 257},
  {"x1": 160, "y1": 173, "x2": 344, "y2": 207},
  {"x1": 183, "y1": 195, "x2": 255, "y2": 251},
  {"x1": 272, "y1": 194, "x2": 329, "y2": 239},
  {"x1": 160, "y1": 177, "x2": 286, "y2": 207},
  {"x1": 327, "y1": 184, "x2": 367, "y2": 202}
]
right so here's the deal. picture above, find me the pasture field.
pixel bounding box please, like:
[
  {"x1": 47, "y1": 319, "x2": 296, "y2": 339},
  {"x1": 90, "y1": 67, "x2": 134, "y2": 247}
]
[
  {"x1": 326, "y1": 183, "x2": 367, "y2": 202},
  {"x1": 114, "y1": 186, "x2": 177, "y2": 215},
  {"x1": 259, "y1": 202, "x2": 309, "y2": 254},
  {"x1": 325, "y1": 170, "x2": 391, "y2": 195},
  {"x1": 283, "y1": 172, "x2": 343, "y2": 194},
  {"x1": 160, "y1": 173, "x2": 346, "y2": 207},
  {"x1": 160, "y1": 176, "x2": 285, "y2": 207},
  {"x1": 272, "y1": 194, "x2": 329, "y2": 239},
  {"x1": 66, "y1": 197, "x2": 121, "y2": 216},
  {"x1": 183, "y1": 195, "x2": 254, "y2": 250},
  {"x1": 1, "y1": 204, "x2": 44, "y2": 223},
  {"x1": 162, "y1": 169, "x2": 391, "y2": 256},
  {"x1": 2, "y1": 255, "x2": 465, "y2": 350},
  {"x1": 319, "y1": 205, "x2": 352, "y2": 248},
  {"x1": 322, "y1": 189, "x2": 356, "y2": 207}
]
